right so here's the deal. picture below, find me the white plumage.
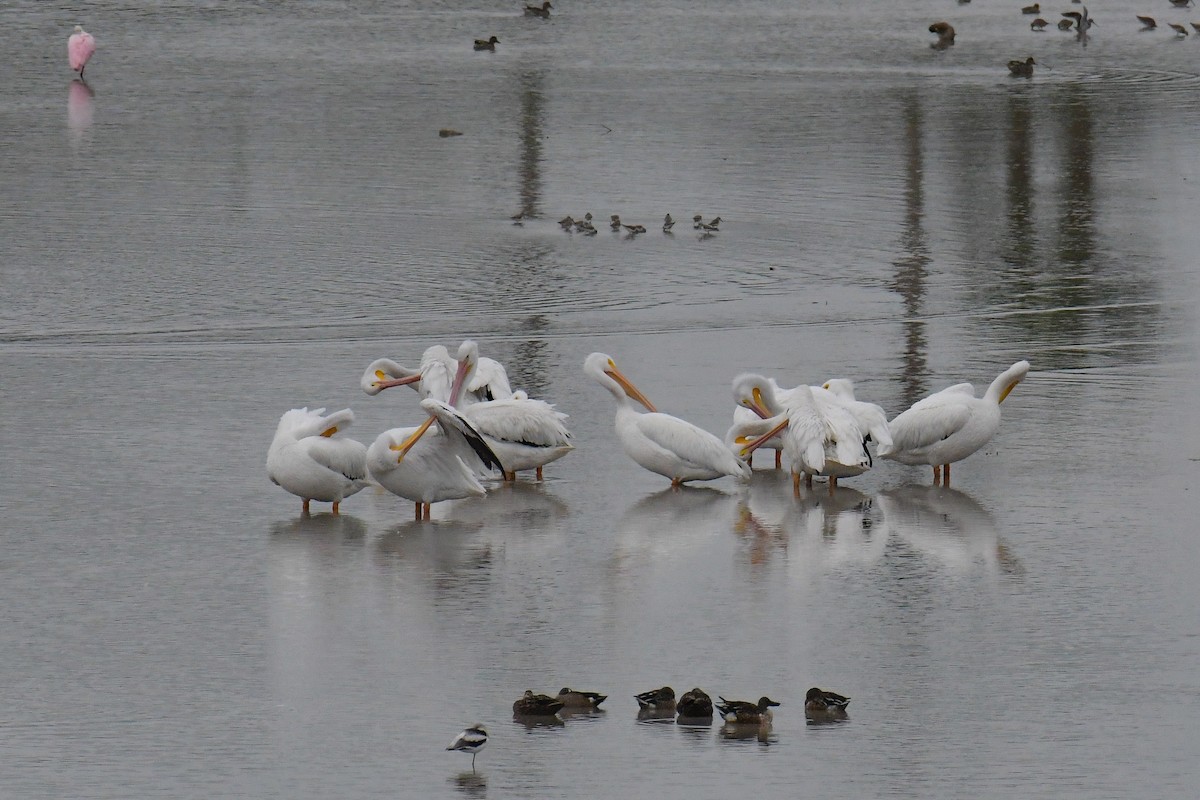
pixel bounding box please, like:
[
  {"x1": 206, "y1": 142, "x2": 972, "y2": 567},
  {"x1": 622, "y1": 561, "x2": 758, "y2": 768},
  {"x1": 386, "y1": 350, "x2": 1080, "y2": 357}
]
[
  {"x1": 267, "y1": 407, "x2": 369, "y2": 514},
  {"x1": 585, "y1": 352, "x2": 751, "y2": 486},
  {"x1": 367, "y1": 399, "x2": 502, "y2": 520},
  {"x1": 878, "y1": 360, "x2": 1030, "y2": 485},
  {"x1": 446, "y1": 723, "x2": 488, "y2": 771}
]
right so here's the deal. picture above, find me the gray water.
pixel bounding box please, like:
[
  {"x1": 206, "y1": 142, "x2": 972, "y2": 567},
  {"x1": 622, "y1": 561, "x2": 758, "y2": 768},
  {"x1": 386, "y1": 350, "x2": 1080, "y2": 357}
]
[{"x1": 2, "y1": 0, "x2": 1199, "y2": 797}]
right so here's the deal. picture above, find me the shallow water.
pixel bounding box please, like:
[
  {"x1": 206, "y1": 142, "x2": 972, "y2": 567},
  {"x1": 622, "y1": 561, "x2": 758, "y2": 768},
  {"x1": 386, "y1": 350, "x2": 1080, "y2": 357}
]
[{"x1": 2, "y1": 1, "x2": 1199, "y2": 797}]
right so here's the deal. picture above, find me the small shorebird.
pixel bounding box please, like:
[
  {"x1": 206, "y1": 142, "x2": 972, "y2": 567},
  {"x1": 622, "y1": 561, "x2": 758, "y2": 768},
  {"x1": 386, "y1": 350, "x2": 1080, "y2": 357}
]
[
  {"x1": 573, "y1": 212, "x2": 594, "y2": 231},
  {"x1": 705, "y1": 216, "x2": 722, "y2": 228},
  {"x1": 622, "y1": 223, "x2": 647, "y2": 235},
  {"x1": 1137, "y1": 15, "x2": 1157, "y2": 28},
  {"x1": 446, "y1": 724, "x2": 488, "y2": 772},
  {"x1": 1169, "y1": 21, "x2": 1190, "y2": 34},
  {"x1": 692, "y1": 214, "x2": 704, "y2": 229},
  {"x1": 1030, "y1": 17, "x2": 1048, "y2": 30},
  {"x1": 1008, "y1": 56, "x2": 1036, "y2": 76},
  {"x1": 1192, "y1": 21, "x2": 1200, "y2": 30},
  {"x1": 513, "y1": 690, "x2": 565, "y2": 716},
  {"x1": 556, "y1": 688, "x2": 607, "y2": 709},
  {"x1": 1021, "y1": 3, "x2": 1040, "y2": 14},
  {"x1": 524, "y1": 1, "x2": 553, "y2": 17},
  {"x1": 635, "y1": 686, "x2": 676, "y2": 711},
  {"x1": 473, "y1": 35, "x2": 499, "y2": 50},
  {"x1": 662, "y1": 213, "x2": 675, "y2": 232},
  {"x1": 1168, "y1": 0, "x2": 1192, "y2": 8},
  {"x1": 1057, "y1": 17, "x2": 1075, "y2": 29},
  {"x1": 716, "y1": 696, "x2": 780, "y2": 724},
  {"x1": 1062, "y1": 9, "x2": 1096, "y2": 30},
  {"x1": 676, "y1": 688, "x2": 714, "y2": 719},
  {"x1": 804, "y1": 687, "x2": 851, "y2": 718},
  {"x1": 558, "y1": 215, "x2": 575, "y2": 229},
  {"x1": 610, "y1": 214, "x2": 622, "y2": 230}
]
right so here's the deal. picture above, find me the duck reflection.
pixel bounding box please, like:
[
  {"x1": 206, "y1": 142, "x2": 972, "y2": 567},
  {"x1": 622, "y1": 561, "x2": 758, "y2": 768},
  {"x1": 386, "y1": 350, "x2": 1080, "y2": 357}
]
[
  {"x1": 718, "y1": 722, "x2": 777, "y2": 744},
  {"x1": 636, "y1": 707, "x2": 677, "y2": 724},
  {"x1": 876, "y1": 486, "x2": 1022, "y2": 576},
  {"x1": 511, "y1": 714, "x2": 565, "y2": 731},
  {"x1": 450, "y1": 771, "x2": 487, "y2": 798}
]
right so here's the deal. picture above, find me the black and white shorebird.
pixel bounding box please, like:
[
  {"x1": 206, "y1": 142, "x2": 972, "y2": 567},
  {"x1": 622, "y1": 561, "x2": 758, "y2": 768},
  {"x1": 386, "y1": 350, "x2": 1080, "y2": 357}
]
[
  {"x1": 446, "y1": 723, "x2": 488, "y2": 772},
  {"x1": 662, "y1": 213, "x2": 675, "y2": 232}
]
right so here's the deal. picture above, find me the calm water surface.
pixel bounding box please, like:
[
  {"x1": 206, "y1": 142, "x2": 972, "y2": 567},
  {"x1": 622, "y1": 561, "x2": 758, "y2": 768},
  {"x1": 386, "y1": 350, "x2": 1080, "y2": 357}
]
[{"x1": 2, "y1": 1, "x2": 1199, "y2": 798}]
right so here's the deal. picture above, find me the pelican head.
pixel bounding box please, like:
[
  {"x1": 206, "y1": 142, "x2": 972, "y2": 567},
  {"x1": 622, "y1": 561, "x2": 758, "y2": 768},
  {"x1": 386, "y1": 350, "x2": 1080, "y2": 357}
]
[
  {"x1": 730, "y1": 373, "x2": 778, "y2": 419},
  {"x1": 361, "y1": 358, "x2": 422, "y2": 395},
  {"x1": 991, "y1": 360, "x2": 1031, "y2": 404},
  {"x1": 583, "y1": 352, "x2": 657, "y2": 411},
  {"x1": 448, "y1": 340, "x2": 481, "y2": 406},
  {"x1": 821, "y1": 378, "x2": 857, "y2": 400}
]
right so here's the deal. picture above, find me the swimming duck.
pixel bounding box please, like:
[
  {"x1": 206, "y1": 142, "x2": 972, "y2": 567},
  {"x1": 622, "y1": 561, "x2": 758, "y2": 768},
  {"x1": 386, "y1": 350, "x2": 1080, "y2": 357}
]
[
  {"x1": 928, "y1": 21, "x2": 956, "y2": 40},
  {"x1": 1007, "y1": 56, "x2": 1036, "y2": 76},
  {"x1": 716, "y1": 696, "x2": 780, "y2": 724},
  {"x1": 524, "y1": 1, "x2": 553, "y2": 17},
  {"x1": 1021, "y1": 3, "x2": 1040, "y2": 14},
  {"x1": 634, "y1": 686, "x2": 676, "y2": 710},
  {"x1": 473, "y1": 35, "x2": 499, "y2": 50},
  {"x1": 676, "y1": 687, "x2": 714, "y2": 718},
  {"x1": 513, "y1": 690, "x2": 565, "y2": 716},
  {"x1": 556, "y1": 688, "x2": 607, "y2": 709},
  {"x1": 1030, "y1": 17, "x2": 1048, "y2": 29},
  {"x1": 804, "y1": 687, "x2": 851, "y2": 717}
]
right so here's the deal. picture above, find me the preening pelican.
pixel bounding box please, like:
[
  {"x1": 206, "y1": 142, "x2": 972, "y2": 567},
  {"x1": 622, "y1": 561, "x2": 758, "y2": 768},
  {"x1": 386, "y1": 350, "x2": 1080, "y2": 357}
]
[
  {"x1": 585, "y1": 352, "x2": 751, "y2": 487},
  {"x1": 267, "y1": 407, "x2": 369, "y2": 514},
  {"x1": 734, "y1": 383, "x2": 870, "y2": 495},
  {"x1": 367, "y1": 399, "x2": 503, "y2": 520},
  {"x1": 820, "y1": 379, "x2": 893, "y2": 449},
  {"x1": 450, "y1": 341, "x2": 573, "y2": 481},
  {"x1": 878, "y1": 360, "x2": 1030, "y2": 485}
]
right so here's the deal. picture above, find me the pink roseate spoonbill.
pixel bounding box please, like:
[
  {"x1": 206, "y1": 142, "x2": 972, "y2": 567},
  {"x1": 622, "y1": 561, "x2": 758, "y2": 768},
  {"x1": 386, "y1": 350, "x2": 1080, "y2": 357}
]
[
  {"x1": 877, "y1": 360, "x2": 1030, "y2": 486},
  {"x1": 585, "y1": 352, "x2": 750, "y2": 488},
  {"x1": 267, "y1": 407, "x2": 369, "y2": 515},
  {"x1": 68, "y1": 26, "x2": 96, "y2": 79}
]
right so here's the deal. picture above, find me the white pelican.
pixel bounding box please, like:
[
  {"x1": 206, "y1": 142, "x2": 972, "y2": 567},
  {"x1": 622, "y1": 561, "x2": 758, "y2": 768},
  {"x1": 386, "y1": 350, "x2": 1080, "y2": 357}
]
[
  {"x1": 360, "y1": 346, "x2": 512, "y2": 404},
  {"x1": 584, "y1": 352, "x2": 750, "y2": 487},
  {"x1": 729, "y1": 373, "x2": 785, "y2": 470},
  {"x1": 819, "y1": 378, "x2": 893, "y2": 450},
  {"x1": 267, "y1": 407, "x2": 369, "y2": 515},
  {"x1": 878, "y1": 360, "x2": 1030, "y2": 485},
  {"x1": 367, "y1": 398, "x2": 502, "y2": 520},
  {"x1": 733, "y1": 382, "x2": 871, "y2": 495},
  {"x1": 447, "y1": 341, "x2": 573, "y2": 481}
]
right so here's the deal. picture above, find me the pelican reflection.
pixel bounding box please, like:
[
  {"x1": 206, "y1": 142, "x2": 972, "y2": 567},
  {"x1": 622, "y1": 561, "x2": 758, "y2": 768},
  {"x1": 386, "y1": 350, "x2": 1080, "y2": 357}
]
[
  {"x1": 877, "y1": 486, "x2": 1022, "y2": 576},
  {"x1": 614, "y1": 486, "x2": 739, "y2": 563}
]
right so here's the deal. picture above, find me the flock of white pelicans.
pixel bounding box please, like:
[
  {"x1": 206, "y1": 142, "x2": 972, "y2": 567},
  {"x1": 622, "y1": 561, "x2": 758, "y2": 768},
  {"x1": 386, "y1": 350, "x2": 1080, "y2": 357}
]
[{"x1": 268, "y1": 341, "x2": 1031, "y2": 519}]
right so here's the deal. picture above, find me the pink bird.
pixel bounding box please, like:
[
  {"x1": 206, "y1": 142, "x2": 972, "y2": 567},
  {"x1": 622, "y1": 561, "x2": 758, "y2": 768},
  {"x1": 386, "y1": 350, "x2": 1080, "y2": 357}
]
[{"x1": 68, "y1": 25, "x2": 96, "y2": 79}]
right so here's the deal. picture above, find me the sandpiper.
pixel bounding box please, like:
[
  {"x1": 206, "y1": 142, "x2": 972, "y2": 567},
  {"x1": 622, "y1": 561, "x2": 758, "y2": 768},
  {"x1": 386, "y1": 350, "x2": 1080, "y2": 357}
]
[
  {"x1": 610, "y1": 214, "x2": 622, "y2": 230},
  {"x1": 1137, "y1": 14, "x2": 1157, "y2": 28},
  {"x1": 692, "y1": 214, "x2": 704, "y2": 229},
  {"x1": 662, "y1": 213, "x2": 675, "y2": 232},
  {"x1": 1030, "y1": 17, "x2": 1048, "y2": 30},
  {"x1": 929, "y1": 21, "x2": 956, "y2": 40},
  {"x1": 1057, "y1": 17, "x2": 1074, "y2": 29},
  {"x1": 1169, "y1": 21, "x2": 1190, "y2": 35}
]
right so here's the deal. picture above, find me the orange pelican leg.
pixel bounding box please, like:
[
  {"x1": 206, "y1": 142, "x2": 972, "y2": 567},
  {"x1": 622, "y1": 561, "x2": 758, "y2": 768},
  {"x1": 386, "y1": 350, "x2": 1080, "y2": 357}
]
[
  {"x1": 775, "y1": 450, "x2": 782, "y2": 470},
  {"x1": 302, "y1": 499, "x2": 311, "y2": 515},
  {"x1": 943, "y1": 463, "x2": 951, "y2": 486},
  {"x1": 536, "y1": 466, "x2": 543, "y2": 481},
  {"x1": 805, "y1": 473, "x2": 814, "y2": 489},
  {"x1": 504, "y1": 470, "x2": 516, "y2": 482},
  {"x1": 792, "y1": 472, "x2": 801, "y2": 497},
  {"x1": 414, "y1": 501, "x2": 422, "y2": 521},
  {"x1": 332, "y1": 501, "x2": 340, "y2": 515},
  {"x1": 933, "y1": 465, "x2": 942, "y2": 485},
  {"x1": 423, "y1": 503, "x2": 432, "y2": 520}
]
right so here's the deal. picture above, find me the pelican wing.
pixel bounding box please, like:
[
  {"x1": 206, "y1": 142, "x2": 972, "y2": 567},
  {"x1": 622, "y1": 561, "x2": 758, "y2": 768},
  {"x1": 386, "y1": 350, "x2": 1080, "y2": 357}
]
[
  {"x1": 467, "y1": 357, "x2": 515, "y2": 401},
  {"x1": 420, "y1": 398, "x2": 504, "y2": 472},
  {"x1": 464, "y1": 398, "x2": 572, "y2": 447},
  {"x1": 883, "y1": 396, "x2": 973, "y2": 455},
  {"x1": 301, "y1": 436, "x2": 368, "y2": 482},
  {"x1": 637, "y1": 413, "x2": 744, "y2": 474}
]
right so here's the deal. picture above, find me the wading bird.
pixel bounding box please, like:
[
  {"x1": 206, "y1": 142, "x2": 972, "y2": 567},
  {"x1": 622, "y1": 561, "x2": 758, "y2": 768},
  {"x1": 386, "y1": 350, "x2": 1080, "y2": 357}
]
[
  {"x1": 446, "y1": 724, "x2": 487, "y2": 772},
  {"x1": 267, "y1": 407, "x2": 369, "y2": 515},
  {"x1": 68, "y1": 25, "x2": 96, "y2": 79}
]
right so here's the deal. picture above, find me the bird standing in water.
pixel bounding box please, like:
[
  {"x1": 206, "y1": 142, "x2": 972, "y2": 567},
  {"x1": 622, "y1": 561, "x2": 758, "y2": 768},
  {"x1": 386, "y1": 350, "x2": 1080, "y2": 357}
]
[
  {"x1": 446, "y1": 724, "x2": 488, "y2": 772},
  {"x1": 68, "y1": 26, "x2": 96, "y2": 79}
]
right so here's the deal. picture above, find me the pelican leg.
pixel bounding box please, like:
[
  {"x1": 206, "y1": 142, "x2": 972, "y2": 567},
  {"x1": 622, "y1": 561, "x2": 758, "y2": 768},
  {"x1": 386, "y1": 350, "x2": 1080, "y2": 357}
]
[
  {"x1": 414, "y1": 501, "x2": 422, "y2": 521},
  {"x1": 504, "y1": 470, "x2": 516, "y2": 482},
  {"x1": 536, "y1": 466, "x2": 543, "y2": 481},
  {"x1": 302, "y1": 498, "x2": 311, "y2": 515},
  {"x1": 805, "y1": 473, "x2": 813, "y2": 489},
  {"x1": 423, "y1": 503, "x2": 432, "y2": 520},
  {"x1": 943, "y1": 463, "x2": 951, "y2": 486},
  {"x1": 792, "y1": 472, "x2": 801, "y2": 497},
  {"x1": 775, "y1": 450, "x2": 782, "y2": 470},
  {"x1": 671, "y1": 477, "x2": 683, "y2": 490},
  {"x1": 932, "y1": 465, "x2": 942, "y2": 485},
  {"x1": 332, "y1": 501, "x2": 340, "y2": 515},
  {"x1": 828, "y1": 476, "x2": 837, "y2": 496}
]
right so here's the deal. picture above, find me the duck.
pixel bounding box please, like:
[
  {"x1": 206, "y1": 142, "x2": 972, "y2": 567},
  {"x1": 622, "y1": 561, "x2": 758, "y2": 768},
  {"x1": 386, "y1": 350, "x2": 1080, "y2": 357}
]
[
  {"x1": 267, "y1": 407, "x2": 369, "y2": 515},
  {"x1": 524, "y1": 1, "x2": 553, "y2": 17},
  {"x1": 878, "y1": 360, "x2": 1030, "y2": 486},
  {"x1": 1021, "y1": 3, "x2": 1040, "y2": 14},
  {"x1": 1030, "y1": 17, "x2": 1048, "y2": 29},
  {"x1": 556, "y1": 688, "x2": 607, "y2": 709},
  {"x1": 804, "y1": 687, "x2": 851, "y2": 717},
  {"x1": 929, "y1": 21, "x2": 956, "y2": 40},
  {"x1": 1007, "y1": 56, "x2": 1036, "y2": 77},
  {"x1": 676, "y1": 687, "x2": 714, "y2": 719},
  {"x1": 1137, "y1": 14, "x2": 1157, "y2": 28},
  {"x1": 513, "y1": 690, "x2": 565, "y2": 716},
  {"x1": 473, "y1": 35, "x2": 499, "y2": 50},
  {"x1": 716, "y1": 696, "x2": 780, "y2": 724},
  {"x1": 634, "y1": 686, "x2": 676, "y2": 710}
]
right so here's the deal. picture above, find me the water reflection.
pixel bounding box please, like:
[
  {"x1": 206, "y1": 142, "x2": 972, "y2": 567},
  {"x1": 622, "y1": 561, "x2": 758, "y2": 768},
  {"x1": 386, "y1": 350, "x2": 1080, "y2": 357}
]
[
  {"x1": 451, "y1": 481, "x2": 569, "y2": 535},
  {"x1": 67, "y1": 79, "x2": 94, "y2": 153},
  {"x1": 269, "y1": 513, "x2": 368, "y2": 548},
  {"x1": 876, "y1": 486, "x2": 1023, "y2": 576},
  {"x1": 718, "y1": 722, "x2": 777, "y2": 744},
  {"x1": 614, "y1": 487, "x2": 738, "y2": 568},
  {"x1": 890, "y1": 90, "x2": 930, "y2": 410},
  {"x1": 450, "y1": 771, "x2": 487, "y2": 798},
  {"x1": 515, "y1": 68, "x2": 545, "y2": 221}
]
